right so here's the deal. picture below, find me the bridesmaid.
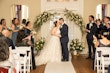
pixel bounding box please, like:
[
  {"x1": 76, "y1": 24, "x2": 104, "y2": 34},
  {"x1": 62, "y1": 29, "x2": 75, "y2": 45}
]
[
  {"x1": 25, "y1": 21, "x2": 36, "y2": 70},
  {"x1": 11, "y1": 18, "x2": 19, "y2": 46},
  {"x1": 0, "y1": 18, "x2": 7, "y2": 30}
]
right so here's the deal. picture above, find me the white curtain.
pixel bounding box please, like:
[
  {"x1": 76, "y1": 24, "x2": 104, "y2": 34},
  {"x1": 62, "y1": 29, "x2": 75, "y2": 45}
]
[
  {"x1": 106, "y1": 4, "x2": 110, "y2": 17},
  {"x1": 10, "y1": 4, "x2": 16, "y2": 20}
]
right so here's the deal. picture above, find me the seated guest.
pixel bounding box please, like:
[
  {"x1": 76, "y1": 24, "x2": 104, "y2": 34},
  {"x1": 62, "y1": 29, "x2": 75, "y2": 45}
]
[
  {"x1": 16, "y1": 29, "x2": 32, "y2": 46},
  {"x1": 92, "y1": 30, "x2": 110, "y2": 70},
  {"x1": 93, "y1": 30, "x2": 110, "y2": 47},
  {"x1": 0, "y1": 34, "x2": 15, "y2": 72},
  {"x1": 2, "y1": 29, "x2": 15, "y2": 49}
]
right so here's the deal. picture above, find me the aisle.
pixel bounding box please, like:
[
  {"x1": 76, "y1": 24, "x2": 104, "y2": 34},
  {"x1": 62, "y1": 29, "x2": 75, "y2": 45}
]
[{"x1": 44, "y1": 61, "x2": 76, "y2": 73}]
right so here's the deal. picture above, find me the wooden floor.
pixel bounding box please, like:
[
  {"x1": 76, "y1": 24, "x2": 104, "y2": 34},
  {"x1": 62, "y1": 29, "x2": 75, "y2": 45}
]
[{"x1": 30, "y1": 55, "x2": 96, "y2": 73}]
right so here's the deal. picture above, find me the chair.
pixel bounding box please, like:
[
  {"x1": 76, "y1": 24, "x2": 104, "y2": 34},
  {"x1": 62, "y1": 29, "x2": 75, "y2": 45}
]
[
  {"x1": 16, "y1": 46, "x2": 32, "y2": 73},
  {"x1": 9, "y1": 47, "x2": 20, "y2": 73},
  {"x1": 94, "y1": 47, "x2": 110, "y2": 73},
  {"x1": 10, "y1": 47, "x2": 27, "y2": 73},
  {"x1": 101, "y1": 49, "x2": 110, "y2": 73}
]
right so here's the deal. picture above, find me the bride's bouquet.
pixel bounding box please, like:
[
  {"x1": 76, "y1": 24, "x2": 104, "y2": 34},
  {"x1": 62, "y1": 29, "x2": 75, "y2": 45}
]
[
  {"x1": 70, "y1": 39, "x2": 84, "y2": 52},
  {"x1": 34, "y1": 37, "x2": 45, "y2": 51}
]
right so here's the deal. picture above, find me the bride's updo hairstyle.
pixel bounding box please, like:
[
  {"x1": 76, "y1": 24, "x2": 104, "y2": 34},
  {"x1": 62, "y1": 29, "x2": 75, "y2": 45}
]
[{"x1": 53, "y1": 21, "x2": 57, "y2": 27}]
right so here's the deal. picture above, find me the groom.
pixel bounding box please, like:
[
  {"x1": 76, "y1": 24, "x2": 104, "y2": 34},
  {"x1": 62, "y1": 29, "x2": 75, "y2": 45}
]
[{"x1": 59, "y1": 18, "x2": 69, "y2": 61}]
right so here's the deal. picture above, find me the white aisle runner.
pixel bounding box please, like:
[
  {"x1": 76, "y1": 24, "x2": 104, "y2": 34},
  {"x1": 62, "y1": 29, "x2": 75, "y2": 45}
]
[{"x1": 44, "y1": 61, "x2": 76, "y2": 73}]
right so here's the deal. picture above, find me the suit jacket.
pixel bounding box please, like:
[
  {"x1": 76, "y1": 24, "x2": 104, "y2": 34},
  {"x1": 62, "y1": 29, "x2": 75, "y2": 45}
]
[
  {"x1": 60, "y1": 23, "x2": 69, "y2": 43},
  {"x1": 96, "y1": 24, "x2": 103, "y2": 39},
  {"x1": 86, "y1": 23, "x2": 97, "y2": 39}
]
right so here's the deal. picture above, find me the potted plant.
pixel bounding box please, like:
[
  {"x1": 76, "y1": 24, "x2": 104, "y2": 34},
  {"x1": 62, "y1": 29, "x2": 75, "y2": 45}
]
[
  {"x1": 69, "y1": 39, "x2": 84, "y2": 56},
  {"x1": 34, "y1": 37, "x2": 45, "y2": 55}
]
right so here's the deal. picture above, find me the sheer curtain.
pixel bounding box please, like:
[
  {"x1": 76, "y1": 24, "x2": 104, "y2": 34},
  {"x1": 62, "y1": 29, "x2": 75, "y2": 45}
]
[{"x1": 10, "y1": 4, "x2": 16, "y2": 20}]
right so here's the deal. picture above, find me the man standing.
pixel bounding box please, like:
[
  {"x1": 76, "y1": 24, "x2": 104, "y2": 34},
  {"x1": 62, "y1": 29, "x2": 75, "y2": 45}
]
[
  {"x1": 85, "y1": 15, "x2": 97, "y2": 59},
  {"x1": 102, "y1": 16, "x2": 110, "y2": 40},
  {"x1": 59, "y1": 18, "x2": 69, "y2": 61}
]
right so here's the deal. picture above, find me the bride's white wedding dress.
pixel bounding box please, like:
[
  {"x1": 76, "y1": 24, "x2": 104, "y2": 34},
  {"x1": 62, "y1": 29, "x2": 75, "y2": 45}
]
[{"x1": 35, "y1": 28, "x2": 62, "y2": 66}]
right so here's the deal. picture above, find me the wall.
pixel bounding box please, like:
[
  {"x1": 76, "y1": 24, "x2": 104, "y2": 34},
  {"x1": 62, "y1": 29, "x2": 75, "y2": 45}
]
[
  {"x1": 0, "y1": 0, "x2": 110, "y2": 26},
  {"x1": 0, "y1": 0, "x2": 41, "y2": 26},
  {"x1": 0, "y1": 0, "x2": 109, "y2": 27},
  {"x1": 84, "y1": 0, "x2": 110, "y2": 24}
]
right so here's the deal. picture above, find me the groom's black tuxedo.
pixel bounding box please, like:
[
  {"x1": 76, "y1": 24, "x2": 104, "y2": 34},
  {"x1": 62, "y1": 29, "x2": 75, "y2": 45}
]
[
  {"x1": 60, "y1": 24, "x2": 69, "y2": 42},
  {"x1": 60, "y1": 23, "x2": 69, "y2": 61}
]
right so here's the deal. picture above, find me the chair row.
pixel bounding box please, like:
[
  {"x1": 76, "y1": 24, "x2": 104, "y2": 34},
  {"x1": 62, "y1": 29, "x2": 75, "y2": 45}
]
[
  {"x1": 94, "y1": 47, "x2": 110, "y2": 73},
  {"x1": 10, "y1": 46, "x2": 32, "y2": 73}
]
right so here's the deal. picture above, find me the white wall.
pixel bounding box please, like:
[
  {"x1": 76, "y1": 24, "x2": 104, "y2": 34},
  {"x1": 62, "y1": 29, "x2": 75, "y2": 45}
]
[
  {"x1": 0, "y1": 0, "x2": 41, "y2": 26},
  {"x1": 41, "y1": 0, "x2": 83, "y2": 16}
]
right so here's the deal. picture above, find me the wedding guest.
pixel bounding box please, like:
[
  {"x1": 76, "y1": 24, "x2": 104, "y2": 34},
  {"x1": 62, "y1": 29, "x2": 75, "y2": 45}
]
[
  {"x1": 93, "y1": 30, "x2": 110, "y2": 70},
  {"x1": 25, "y1": 21, "x2": 34, "y2": 44},
  {"x1": 0, "y1": 34, "x2": 15, "y2": 72},
  {"x1": 25, "y1": 21, "x2": 32, "y2": 35},
  {"x1": 16, "y1": 29, "x2": 32, "y2": 46},
  {"x1": 2, "y1": 29, "x2": 15, "y2": 49},
  {"x1": 102, "y1": 16, "x2": 110, "y2": 40},
  {"x1": 22, "y1": 19, "x2": 26, "y2": 26},
  {"x1": 0, "y1": 34, "x2": 9, "y2": 61},
  {"x1": 93, "y1": 30, "x2": 110, "y2": 47},
  {"x1": 0, "y1": 18, "x2": 7, "y2": 30},
  {"x1": 95, "y1": 19, "x2": 103, "y2": 39},
  {"x1": 85, "y1": 15, "x2": 97, "y2": 59},
  {"x1": 20, "y1": 19, "x2": 27, "y2": 29},
  {"x1": 11, "y1": 18, "x2": 19, "y2": 46},
  {"x1": 24, "y1": 21, "x2": 36, "y2": 70}
]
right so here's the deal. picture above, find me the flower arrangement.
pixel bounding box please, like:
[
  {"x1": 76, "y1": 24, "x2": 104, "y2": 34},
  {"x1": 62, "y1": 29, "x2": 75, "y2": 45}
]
[
  {"x1": 70, "y1": 39, "x2": 84, "y2": 52},
  {"x1": 64, "y1": 9, "x2": 85, "y2": 33},
  {"x1": 34, "y1": 37, "x2": 45, "y2": 51},
  {"x1": 34, "y1": 11, "x2": 54, "y2": 32},
  {"x1": 34, "y1": 9, "x2": 84, "y2": 34}
]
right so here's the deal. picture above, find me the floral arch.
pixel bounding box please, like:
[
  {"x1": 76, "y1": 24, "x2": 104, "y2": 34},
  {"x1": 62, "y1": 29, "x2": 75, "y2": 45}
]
[{"x1": 33, "y1": 9, "x2": 85, "y2": 34}]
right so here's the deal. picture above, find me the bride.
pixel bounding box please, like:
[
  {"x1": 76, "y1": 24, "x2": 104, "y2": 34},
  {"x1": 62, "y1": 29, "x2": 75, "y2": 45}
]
[{"x1": 35, "y1": 20, "x2": 62, "y2": 66}]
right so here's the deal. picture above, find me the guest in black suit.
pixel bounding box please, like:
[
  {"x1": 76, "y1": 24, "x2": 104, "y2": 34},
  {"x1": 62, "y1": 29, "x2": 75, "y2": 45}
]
[
  {"x1": 95, "y1": 19, "x2": 103, "y2": 39},
  {"x1": 59, "y1": 18, "x2": 69, "y2": 61},
  {"x1": 102, "y1": 16, "x2": 110, "y2": 40},
  {"x1": 85, "y1": 15, "x2": 97, "y2": 59},
  {"x1": 2, "y1": 29, "x2": 15, "y2": 49}
]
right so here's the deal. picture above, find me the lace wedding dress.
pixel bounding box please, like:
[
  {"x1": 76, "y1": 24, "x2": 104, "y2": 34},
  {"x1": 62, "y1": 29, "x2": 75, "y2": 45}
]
[{"x1": 35, "y1": 28, "x2": 62, "y2": 66}]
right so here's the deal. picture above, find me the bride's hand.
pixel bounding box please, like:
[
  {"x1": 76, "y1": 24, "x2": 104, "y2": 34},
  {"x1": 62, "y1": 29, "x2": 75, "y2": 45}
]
[{"x1": 57, "y1": 34, "x2": 61, "y2": 37}]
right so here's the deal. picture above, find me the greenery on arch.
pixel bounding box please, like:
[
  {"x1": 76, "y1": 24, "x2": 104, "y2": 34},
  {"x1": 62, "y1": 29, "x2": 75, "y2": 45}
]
[{"x1": 33, "y1": 9, "x2": 85, "y2": 33}]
